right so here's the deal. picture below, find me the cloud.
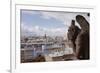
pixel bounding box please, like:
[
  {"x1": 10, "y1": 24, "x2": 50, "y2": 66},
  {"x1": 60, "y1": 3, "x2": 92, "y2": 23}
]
[
  {"x1": 21, "y1": 10, "x2": 90, "y2": 37},
  {"x1": 39, "y1": 11, "x2": 90, "y2": 28},
  {"x1": 43, "y1": 27, "x2": 66, "y2": 36},
  {"x1": 21, "y1": 10, "x2": 40, "y2": 15},
  {"x1": 40, "y1": 11, "x2": 70, "y2": 25},
  {"x1": 22, "y1": 10, "x2": 89, "y2": 27},
  {"x1": 21, "y1": 22, "x2": 66, "y2": 37}
]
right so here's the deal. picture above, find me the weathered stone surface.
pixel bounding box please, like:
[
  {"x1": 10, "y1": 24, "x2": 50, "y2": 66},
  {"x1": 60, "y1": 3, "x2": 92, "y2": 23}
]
[
  {"x1": 67, "y1": 20, "x2": 81, "y2": 53},
  {"x1": 75, "y1": 15, "x2": 89, "y2": 60},
  {"x1": 67, "y1": 15, "x2": 90, "y2": 60},
  {"x1": 76, "y1": 15, "x2": 89, "y2": 32}
]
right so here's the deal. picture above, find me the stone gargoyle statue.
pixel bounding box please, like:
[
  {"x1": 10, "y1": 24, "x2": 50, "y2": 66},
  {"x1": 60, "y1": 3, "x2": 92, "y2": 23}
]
[{"x1": 67, "y1": 15, "x2": 90, "y2": 60}]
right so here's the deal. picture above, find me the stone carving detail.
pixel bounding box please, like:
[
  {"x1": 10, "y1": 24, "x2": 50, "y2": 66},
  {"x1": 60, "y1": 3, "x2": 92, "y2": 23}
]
[
  {"x1": 67, "y1": 20, "x2": 81, "y2": 53},
  {"x1": 67, "y1": 15, "x2": 89, "y2": 60}
]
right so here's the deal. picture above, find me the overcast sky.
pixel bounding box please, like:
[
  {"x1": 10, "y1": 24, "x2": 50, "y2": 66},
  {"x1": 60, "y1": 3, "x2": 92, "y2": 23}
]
[{"x1": 21, "y1": 9, "x2": 90, "y2": 37}]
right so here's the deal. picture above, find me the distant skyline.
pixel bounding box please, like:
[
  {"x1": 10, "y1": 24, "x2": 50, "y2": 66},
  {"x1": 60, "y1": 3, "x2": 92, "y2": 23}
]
[{"x1": 21, "y1": 9, "x2": 89, "y2": 37}]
